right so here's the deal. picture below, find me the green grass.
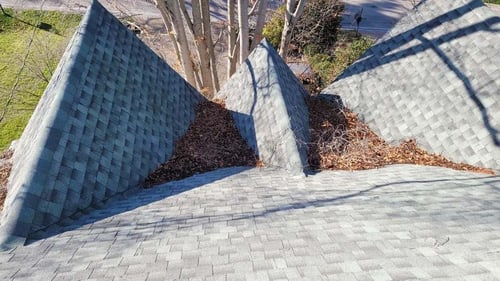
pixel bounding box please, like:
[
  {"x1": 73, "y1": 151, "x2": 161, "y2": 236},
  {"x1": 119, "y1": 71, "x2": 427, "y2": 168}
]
[
  {"x1": 484, "y1": 0, "x2": 500, "y2": 4},
  {"x1": 0, "y1": 9, "x2": 81, "y2": 150}
]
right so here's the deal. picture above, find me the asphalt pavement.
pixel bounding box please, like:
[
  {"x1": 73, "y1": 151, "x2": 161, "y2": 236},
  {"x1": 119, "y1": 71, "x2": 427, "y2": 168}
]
[
  {"x1": 341, "y1": 0, "x2": 415, "y2": 38},
  {"x1": 3, "y1": 0, "x2": 416, "y2": 38},
  {"x1": 3, "y1": 0, "x2": 499, "y2": 38}
]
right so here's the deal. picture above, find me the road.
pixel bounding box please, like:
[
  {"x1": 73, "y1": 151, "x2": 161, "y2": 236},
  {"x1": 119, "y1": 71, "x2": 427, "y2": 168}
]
[
  {"x1": 3, "y1": 0, "x2": 500, "y2": 39},
  {"x1": 340, "y1": 0, "x2": 415, "y2": 38},
  {"x1": 1, "y1": 0, "x2": 161, "y2": 19},
  {"x1": 1, "y1": 0, "x2": 244, "y2": 22},
  {"x1": 3, "y1": 0, "x2": 417, "y2": 39}
]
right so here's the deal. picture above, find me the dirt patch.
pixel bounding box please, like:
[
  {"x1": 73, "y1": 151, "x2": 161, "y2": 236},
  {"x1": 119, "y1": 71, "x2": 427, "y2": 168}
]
[
  {"x1": 307, "y1": 95, "x2": 495, "y2": 174},
  {"x1": 144, "y1": 101, "x2": 260, "y2": 187},
  {"x1": 0, "y1": 149, "x2": 13, "y2": 211}
]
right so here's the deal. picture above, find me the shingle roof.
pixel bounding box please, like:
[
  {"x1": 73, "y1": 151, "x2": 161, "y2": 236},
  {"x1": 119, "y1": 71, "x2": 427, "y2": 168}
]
[
  {"x1": 0, "y1": 0, "x2": 204, "y2": 249},
  {"x1": 2, "y1": 0, "x2": 499, "y2": 251},
  {"x1": 322, "y1": 0, "x2": 500, "y2": 170},
  {"x1": 216, "y1": 40, "x2": 310, "y2": 174}
]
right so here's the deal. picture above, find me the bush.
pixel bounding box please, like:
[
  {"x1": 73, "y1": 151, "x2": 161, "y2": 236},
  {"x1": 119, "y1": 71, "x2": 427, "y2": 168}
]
[
  {"x1": 262, "y1": 0, "x2": 344, "y2": 56},
  {"x1": 262, "y1": 5, "x2": 285, "y2": 49},
  {"x1": 307, "y1": 53, "x2": 334, "y2": 85},
  {"x1": 292, "y1": 0, "x2": 343, "y2": 56},
  {"x1": 330, "y1": 36, "x2": 373, "y2": 79},
  {"x1": 307, "y1": 34, "x2": 373, "y2": 85}
]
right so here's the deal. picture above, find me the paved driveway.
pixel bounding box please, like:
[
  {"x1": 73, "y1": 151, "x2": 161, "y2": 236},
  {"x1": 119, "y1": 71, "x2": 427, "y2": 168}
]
[
  {"x1": 1, "y1": 165, "x2": 499, "y2": 280},
  {"x1": 341, "y1": 0, "x2": 415, "y2": 38}
]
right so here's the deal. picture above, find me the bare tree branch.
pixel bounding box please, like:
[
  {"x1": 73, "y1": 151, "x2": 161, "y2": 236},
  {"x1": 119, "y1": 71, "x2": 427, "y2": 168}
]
[{"x1": 279, "y1": 0, "x2": 307, "y2": 60}]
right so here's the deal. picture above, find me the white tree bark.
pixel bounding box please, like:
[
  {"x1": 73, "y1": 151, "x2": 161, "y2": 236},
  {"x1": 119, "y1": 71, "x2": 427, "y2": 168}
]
[
  {"x1": 157, "y1": 5, "x2": 181, "y2": 64},
  {"x1": 161, "y1": 0, "x2": 197, "y2": 86},
  {"x1": 191, "y1": 0, "x2": 215, "y2": 96},
  {"x1": 155, "y1": 0, "x2": 221, "y2": 95},
  {"x1": 250, "y1": 0, "x2": 268, "y2": 51},
  {"x1": 237, "y1": 0, "x2": 249, "y2": 64},
  {"x1": 278, "y1": 0, "x2": 307, "y2": 60},
  {"x1": 201, "y1": 0, "x2": 220, "y2": 92},
  {"x1": 227, "y1": 0, "x2": 238, "y2": 78},
  {"x1": 155, "y1": 0, "x2": 272, "y2": 93}
]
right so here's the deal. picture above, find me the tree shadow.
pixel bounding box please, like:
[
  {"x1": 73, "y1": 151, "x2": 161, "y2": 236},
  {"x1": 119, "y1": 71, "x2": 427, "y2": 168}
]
[
  {"x1": 182, "y1": 1, "x2": 227, "y2": 22},
  {"x1": 230, "y1": 45, "x2": 291, "y2": 158},
  {"x1": 0, "y1": 8, "x2": 58, "y2": 34},
  {"x1": 159, "y1": 173, "x2": 500, "y2": 227},
  {"x1": 336, "y1": 0, "x2": 500, "y2": 146},
  {"x1": 25, "y1": 166, "x2": 253, "y2": 244},
  {"x1": 32, "y1": 171, "x2": 499, "y2": 247},
  {"x1": 253, "y1": 174, "x2": 500, "y2": 217}
]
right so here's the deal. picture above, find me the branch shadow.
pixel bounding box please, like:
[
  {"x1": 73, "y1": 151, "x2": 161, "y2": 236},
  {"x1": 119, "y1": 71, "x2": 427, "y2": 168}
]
[
  {"x1": 229, "y1": 44, "x2": 285, "y2": 159},
  {"x1": 222, "y1": 174, "x2": 500, "y2": 223},
  {"x1": 35, "y1": 172, "x2": 500, "y2": 246},
  {"x1": 25, "y1": 166, "x2": 253, "y2": 244},
  {"x1": 336, "y1": 0, "x2": 500, "y2": 146}
]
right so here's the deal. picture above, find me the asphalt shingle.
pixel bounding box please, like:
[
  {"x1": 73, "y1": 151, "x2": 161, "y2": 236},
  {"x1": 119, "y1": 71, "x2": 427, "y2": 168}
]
[
  {"x1": 322, "y1": 0, "x2": 500, "y2": 170},
  {"x1": 216, "y1": 40, "x2": 310, "y2": 174},
  {"x1": 0, "y1": 0, "x2": 204, "y2": 248},
  {"x1": 0, "y1": 165, "x2": 499, "y2": 280}
]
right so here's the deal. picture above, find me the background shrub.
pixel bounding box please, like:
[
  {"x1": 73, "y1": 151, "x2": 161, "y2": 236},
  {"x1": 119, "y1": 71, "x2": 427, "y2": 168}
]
[
  {"x1": 308, "y1": 34, "x2": 373, "y2": 86},
  {"x1": 292, "y1": 0, "x2": 343, "y2": 56},
  {"x1": 262, "y1": 5, "x2": 285, "y2": 49},
  {"x1": 263, "y1": 0, "x2": 344, "y2": 57}
]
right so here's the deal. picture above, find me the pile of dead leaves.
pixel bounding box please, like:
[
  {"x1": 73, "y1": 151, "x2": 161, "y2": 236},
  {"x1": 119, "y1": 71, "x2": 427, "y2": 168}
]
[
  {"x1": 144, "y1": 101, "x2": 260, "y2": 187},
  {"x1": 0, "y1": 149, "x2": 13, "y2": 211},
  {"x1": 307, "y1": 95, "x2": 494, "y2": 174}
]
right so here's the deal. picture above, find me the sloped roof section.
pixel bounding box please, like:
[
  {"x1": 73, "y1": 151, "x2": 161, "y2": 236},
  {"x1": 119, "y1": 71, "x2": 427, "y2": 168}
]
[
  {"x1": 322, "y1": 0, "x2": 500, "y2": 170},
  {"x1": 216, "y1": 40, "x2": 310, "y2": 174},
  {"x1": 0, "y1": 0, "x2": 204, "y2": 248}
]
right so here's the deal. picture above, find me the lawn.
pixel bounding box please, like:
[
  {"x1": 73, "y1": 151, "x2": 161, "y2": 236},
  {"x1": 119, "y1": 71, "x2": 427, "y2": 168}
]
[
  {"x1": 484, "y1": 0, "x2": 500, "y2": 4},
  {"x1": 0, "y1": 9, "x2": 81, "y2": 150}
]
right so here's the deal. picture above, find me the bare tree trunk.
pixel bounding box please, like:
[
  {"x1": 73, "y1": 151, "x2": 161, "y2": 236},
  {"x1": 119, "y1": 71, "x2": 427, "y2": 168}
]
[
  {"x1": 227, "y1": 0, "x2": 238, "y2": 78},
  {"x1": 250, "y1": 0, "x2": 268, "y2": 51},
  {"x1": 278, "y1": 0, "x2": 307, "y2": 61},
  {"x1": 201, "y1": 0, "x2": 220, "y2": 92},
  {"x1": 237, "y1": 0, "x2": 249, "y2": 64},
  {"x1": 191, "y1": 0, "x2": 214, "y2": 96},
  {"x1": 155, "y1": 1, "x2": 181, "y2": 66},
  {"x1": 162, "y1": 0, "x2": 197, "y2": 86}
]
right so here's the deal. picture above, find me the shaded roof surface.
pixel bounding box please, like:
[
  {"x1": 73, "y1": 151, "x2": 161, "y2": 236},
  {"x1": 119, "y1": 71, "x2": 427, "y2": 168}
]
[
  {"x1": 0, "y1": 165, "x2": 499, "y2": 280},
  {"x1": 0, "y1": 0, "x2": 203, "y2": 248},
  {"x1": 216, "y1": 40, "x2": 310, "y2": 174},
  {"x1": 1, "y1": 0, "x2": 500, "y2": 279},
  {"x1": 322, "y1": 0, "x2": 500, "y2": 170}
]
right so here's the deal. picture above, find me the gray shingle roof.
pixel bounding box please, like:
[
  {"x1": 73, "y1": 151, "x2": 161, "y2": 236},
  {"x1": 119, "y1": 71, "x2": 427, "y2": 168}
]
[
  {"x1": 0, "y1": 0, "x2": 204, "y2": 249},
  {"x1": 322, "y1": 0, "x2": 500, "y2": 170},
  {"x1": 2, "y1": 0, "x2": 499, "y2": 251},
  {"x1": 216, "y1": 40, "x2": 310, "y2": 174}
]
